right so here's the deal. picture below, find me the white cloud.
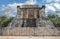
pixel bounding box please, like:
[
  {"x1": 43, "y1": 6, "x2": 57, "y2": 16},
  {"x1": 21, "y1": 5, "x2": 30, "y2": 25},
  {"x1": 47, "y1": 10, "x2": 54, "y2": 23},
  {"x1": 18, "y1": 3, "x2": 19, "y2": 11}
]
[
  {"x1": 17, "y1": 0, "x2": 36, "y2": 5},
  {"x1": 1, "y1": 0, "x2": 60, "y2": 17},
  {"x1": 25, "y1": 0, "x2": 36, "y2": 5},
  {"x1": 46, "y1": 4, "x2": 56, "y2": 12},
  {"x1": 46, "y1": 0, "x2": 60, "y2": 16},
  {"x1": 2, "y1": 3, "x2": 17, "y2": 17},
  {"x1": 1, "y1": 3, "x2": 19, "y2": 17},
  {"x1": 1, "y1": 3, "x2": 23, "y2": 17},
  {"x1": 54, "y1": 0, "x2": 60, "y2": 2},
  {"x1": 46, "y1": 0, "x2": 53, "y2": 3},
  {"x1": 42, "y1": 0, "x2": 60, "y2": 16},
  {"x1": 46, "y1": 0, "x2": 60, "y2": 3},
  {"x1": 0, "y1": 0, "x2": 37, "y2": 17},
  {"x1": 53, "y1": 3, "x2": 60, "y2": 10}
]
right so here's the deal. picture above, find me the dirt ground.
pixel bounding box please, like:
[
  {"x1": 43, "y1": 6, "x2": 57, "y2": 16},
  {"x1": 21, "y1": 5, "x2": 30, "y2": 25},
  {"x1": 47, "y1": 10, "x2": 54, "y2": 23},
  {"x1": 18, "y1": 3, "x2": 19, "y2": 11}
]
[{"x1": 0, "y1": 36, "x2": 60, "y2": 39}]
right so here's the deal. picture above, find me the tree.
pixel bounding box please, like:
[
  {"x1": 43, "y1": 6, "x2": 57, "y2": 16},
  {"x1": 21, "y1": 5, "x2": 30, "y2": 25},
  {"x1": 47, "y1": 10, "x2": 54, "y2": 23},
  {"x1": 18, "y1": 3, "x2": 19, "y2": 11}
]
[
  {"x1": 48, "y1": 14, "x2": 60, "y2": 27},
  {"x1": 0, "y1": 15, "x2": 14, "y2": 28},
  {"x1": 48, "y1": 14, "x2": 58, "y2": 18}
]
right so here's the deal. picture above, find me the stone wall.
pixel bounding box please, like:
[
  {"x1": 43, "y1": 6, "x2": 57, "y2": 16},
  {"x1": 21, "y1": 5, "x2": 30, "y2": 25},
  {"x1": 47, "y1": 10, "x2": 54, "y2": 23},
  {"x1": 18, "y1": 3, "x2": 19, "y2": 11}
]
[
  {"x1": 1, "y1": 18, "x2": 60, "y2": 36},
  {"x1": 1, "y1": 5, "x2": 60, "y2": 36}
]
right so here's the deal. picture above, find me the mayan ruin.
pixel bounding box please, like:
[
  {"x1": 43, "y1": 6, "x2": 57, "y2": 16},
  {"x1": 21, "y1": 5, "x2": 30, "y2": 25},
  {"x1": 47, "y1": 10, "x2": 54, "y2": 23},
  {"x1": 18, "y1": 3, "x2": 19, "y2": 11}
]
[{"x1": 1, "y1": 0, "x2": 60, "y2": 36}]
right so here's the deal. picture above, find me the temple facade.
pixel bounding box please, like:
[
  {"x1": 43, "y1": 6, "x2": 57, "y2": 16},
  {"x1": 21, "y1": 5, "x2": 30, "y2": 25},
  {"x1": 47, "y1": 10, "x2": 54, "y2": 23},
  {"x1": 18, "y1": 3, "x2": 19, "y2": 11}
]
[
  {"x1": 17, "y1": 5, "x2": 45, "y2": 27},
  {"x1": 1, "y1": 5, "x2": 60, "y2": 36}
]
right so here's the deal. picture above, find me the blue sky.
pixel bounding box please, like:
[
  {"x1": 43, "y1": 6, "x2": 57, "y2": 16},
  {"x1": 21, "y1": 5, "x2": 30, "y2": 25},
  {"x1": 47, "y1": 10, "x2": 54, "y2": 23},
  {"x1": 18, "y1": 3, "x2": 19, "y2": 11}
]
[
  {"x1": 0, "y1": 0, "x2": 46, "y2": 6},
  {"x1": 0, "y1": 0, "x2": 17, "y2": 5},
  {"x1": 0, "y1": 0, "x2": 60, "y2": 17}
]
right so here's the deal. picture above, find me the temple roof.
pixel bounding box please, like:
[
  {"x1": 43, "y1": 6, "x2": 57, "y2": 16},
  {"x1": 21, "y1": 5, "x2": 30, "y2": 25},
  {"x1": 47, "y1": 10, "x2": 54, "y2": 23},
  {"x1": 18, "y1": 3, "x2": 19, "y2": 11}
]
[{"x1": 17, "y1": 5, "x2": 45, "y2": 9}]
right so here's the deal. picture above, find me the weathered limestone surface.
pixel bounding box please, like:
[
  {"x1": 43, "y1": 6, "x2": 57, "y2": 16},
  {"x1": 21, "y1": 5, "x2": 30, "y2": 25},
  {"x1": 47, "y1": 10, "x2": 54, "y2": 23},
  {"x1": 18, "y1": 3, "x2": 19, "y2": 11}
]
[
  {"x1": 1, "y1": 17, "x2": 60, "y2": 36},
  {"x1": 1, "y1": 5, "x2": 60, "y2": 36}
]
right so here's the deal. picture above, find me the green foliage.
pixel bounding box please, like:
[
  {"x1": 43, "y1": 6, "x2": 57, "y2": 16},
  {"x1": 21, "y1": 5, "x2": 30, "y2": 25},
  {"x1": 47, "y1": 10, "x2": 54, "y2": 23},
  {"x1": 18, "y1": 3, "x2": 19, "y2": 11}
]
[
  {"x1": 0, "y1": 16, "x2": 14, "y2": 28},
  {"x1": 48, "y1": 14, "x2": 60, "y2": 27},
  {"x1": 48, "y1": 14, "x2": 58, "y2": 18}
]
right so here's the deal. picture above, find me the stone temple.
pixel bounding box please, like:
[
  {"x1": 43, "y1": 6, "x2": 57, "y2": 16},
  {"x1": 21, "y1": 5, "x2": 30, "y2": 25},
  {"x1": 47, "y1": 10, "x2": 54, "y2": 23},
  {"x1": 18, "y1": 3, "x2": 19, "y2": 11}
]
[{"x1": 1, "y1": 0, "x2": 60, "y2": 36}]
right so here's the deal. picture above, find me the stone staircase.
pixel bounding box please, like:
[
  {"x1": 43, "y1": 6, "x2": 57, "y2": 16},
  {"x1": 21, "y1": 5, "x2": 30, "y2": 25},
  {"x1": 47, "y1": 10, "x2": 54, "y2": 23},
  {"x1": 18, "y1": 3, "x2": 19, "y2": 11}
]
[
  {"x1": 2, "y1": 27, "x2": 60, "y2": 36},
  {"x1": 1, "y1": 17, "x2": 60, "y2": 36}
]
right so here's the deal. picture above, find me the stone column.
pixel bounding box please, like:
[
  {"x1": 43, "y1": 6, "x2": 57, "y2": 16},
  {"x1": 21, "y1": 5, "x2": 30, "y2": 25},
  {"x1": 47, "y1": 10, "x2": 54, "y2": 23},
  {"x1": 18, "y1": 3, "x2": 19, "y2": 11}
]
[
  {"x1": 20, "y1": 9, "x2": 23, "y2": 27},
  {"x1": 27, "y1": 9, "x2": 28, "y2": 18},
  {"x1": 21, "y1": 10, "x2": 23, "y2": 18},
  {"x1": 41, "y1": 8, "x2": 45, "y2": 17},
  {"x1": 34, "y1": 10, "x2": 36, "y2": 18},
  {"x1": 39, "y1": 9, "x2": 41, "y2": 20}
]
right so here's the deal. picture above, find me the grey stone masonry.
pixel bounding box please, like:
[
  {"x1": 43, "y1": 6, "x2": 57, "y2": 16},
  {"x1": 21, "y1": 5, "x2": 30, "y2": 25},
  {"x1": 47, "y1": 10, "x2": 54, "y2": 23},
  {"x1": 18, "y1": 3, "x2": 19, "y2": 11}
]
[{"x1": 1, "y1": 5, "x2": 60, "y2": 36}]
